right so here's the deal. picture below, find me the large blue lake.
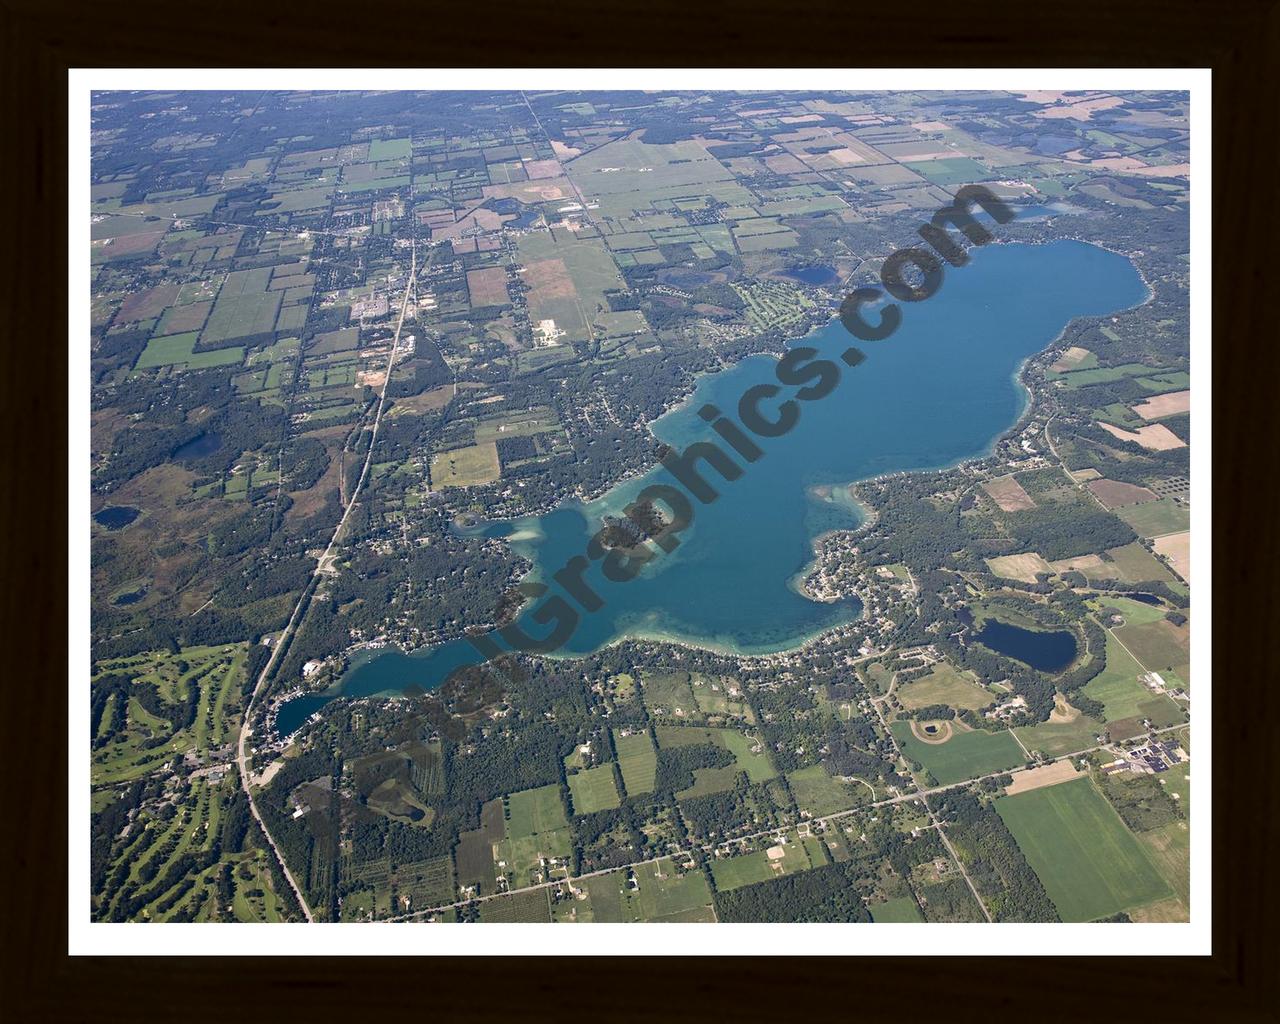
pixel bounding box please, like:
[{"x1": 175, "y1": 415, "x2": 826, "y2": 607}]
[{"x1": 275, "y1": 239, "x2": 1147, "y2": 735}]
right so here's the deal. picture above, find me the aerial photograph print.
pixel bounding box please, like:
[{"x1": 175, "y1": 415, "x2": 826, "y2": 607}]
[{"x1": 79, "y1": 76, "x2": 1202, "y2": 949}]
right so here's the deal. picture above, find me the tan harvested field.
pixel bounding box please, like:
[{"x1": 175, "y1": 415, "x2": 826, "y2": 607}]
[
  {"x1": 1069, "y1": 467, "x2": 1102, "y2": 482},
  {"x1": 431, "y1": 207, "x2": 510, "y2": 241},
  {"x1": 1014, "y1": 91, "x2": 1072, "y2": 104},
  {"x1": 1087, "y1": 478, "x2": 1159, "y2": 509},
  {"x1": 1153, "y1": 531, "x2": 1191, "y2": 581},
  {"x1": 764, "y1": 153, "x2": 808, "y2": 175},
  {"x1": 1004, "y1": 759, "x2": 1083, "y2": 796},
  {"x1": 430, "y1": 441, "x2": 501, "y2": 490},
  {"x1": 983, "y1": 474, "x2": 1036, "y2": 512},
  {"x1": 522, "y1": 159, "x2": 563, "y2": 180},
  {"x1": 484, "y1": 178, "x2": 573, "y2": 203},
  {"x1": 1132, "y1": 389, "x2": 1190, "y2": 420},
  {"x1": 825, "y1": 148, "x2": 868, "y2": 165},
  {"x1": 115, "y1": 282, "x2": 180, "y2": 321},
  {"x1": 986, "y1": 552, "x2": 1053, "y2": 582},
  {"x1": 1050, "y1": 345, "x2": 1093, "y2": 372},
  {"x1": 1086, "y1": 157, "x2": 1150, "y2": 172},
  {"x1": 1049, "y1": 553, "x2": 1106, "y2": 573},
  {"x1": 466, "y1": 266, "x2": 511, "y2": 307},
  {"x1": 1099, "y1": 422, "x2": 1187, "y2": 451},
  {"x1": 389, "y1": 385, "x2": 455, "y2": 415},
  {"x1": 1128, "y1": 164, "x2": 1191, "y2": 178},
  {"x1": 1036, "y1": 94, "x2": 1126, "y2": 120},
  {"x1": 521, "y1": 258, "x2": 578, "y2": 301},
  {"x1": 1128, "y1": 896, "x2": 1189, "y2": 923}
]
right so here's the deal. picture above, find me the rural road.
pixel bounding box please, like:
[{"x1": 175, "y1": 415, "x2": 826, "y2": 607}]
[
  {"x1": 235, "y1": 241, "x2": 419, "y2": 923},
  {"x1": 388, "y1": 721, "x2": 1188, "y2": 923}
]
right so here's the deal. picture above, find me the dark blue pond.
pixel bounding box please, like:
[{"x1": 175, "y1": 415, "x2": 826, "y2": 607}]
[
  {"x1": 275, "y1": 693, "x2": 334, "y2": 736},
  {"x1": 173, "y1": 431, "x2": 222, "y2": 460},
  {"x1": 973, "y1": 618, "x2": 1078, "y2": 673},
  {"x1": 782, "y1": 264, "x2": 839, "y2": 286},
  {"x1": 94, "y1": 506, "x2": 140, "y2": 530}
]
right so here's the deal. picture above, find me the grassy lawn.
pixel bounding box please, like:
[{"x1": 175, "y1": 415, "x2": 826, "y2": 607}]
[
  {"x1": 871, "y1": 895, "x2": 924, "y2": 922},
  {"x1": 891, "y1": 721, "x2": 1025, "y2": 786},
  {"x1": 1014, "y1": 703, "x2": 1104, "y2": 758},
  {"x1": 711, "y1": 834, "x2": 826, "y2": 892},
  {"x1": 996, "y1": 777, "x2": 1171, "y2": 921},
  {"x1": 1083, "y1": 632, "x2": 1184, "y2": 728},
  {"x1": 677, "y1": 765, "x2": 740, "y2": 800},
  {"x1": 1116, "y1": 498, "x2": 1190, "y2": 538},
  {"x1": 717, "y1": 729, "x2": 776, "y2": 783},
  {"x1": 689, "y1": 675, "x2": 754, "y2": 722},
  {"x1": 1093, "y1": 594, "x2": 1169, "y2": 626},
  {"x1": 787, "y1": 764, "x2": 865, "y2": 818},
  {"x1": 581, "y1": 858, "x2": 715, "y2": 922},
  {"x1": 506, "y1": 784, "x2": 568, "y2": 838},
  {"x1": 656, "y1": 725, "x2": 776, "y2": 785},
  {"x1": 613, "y1": 729, "x2": 657, "y2": 796},
  {"x1": 567, "y1": 764, "x2": 621, "y2": 815},
  {"x1": 429, "y1": 442, "x2": 501, "y2": 490},
  {"x1": 135, "y1": 331, "x2": 245, "y2": 371},
  {"x1": 1106, "y1": 541, "x2": 1177, "y2": 583},
  {"x1": 641, "y1": 671, "x2": 698, "y2": 717},
  {"x1": 896, "y1": 662, "x2": 993, "y2": 711}
]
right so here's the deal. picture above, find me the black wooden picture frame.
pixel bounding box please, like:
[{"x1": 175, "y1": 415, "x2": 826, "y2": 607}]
[{"x1": 4, "y1": 0, "x2": 1276, "y2": 1018}]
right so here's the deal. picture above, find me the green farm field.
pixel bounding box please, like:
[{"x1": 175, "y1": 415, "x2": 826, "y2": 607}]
[
  {"x1": 1113, "y1": 618, "x2": 1190, "y2": 679},
  {"x1": 871, "y1": 895, "x2": 924, "y2": 922},
  {"x1": 1105, "y1": 541, "x2": 1177, "y2": 583},
  {"x1": 896, "y1": 662, "x2": 993, "y2": 711},
  {"x1": 787, "y1": 764, "x2": 866, "y2": 818},
  {"x1": 903, "y1": 156, "x2": 993, "y2": 185},
  {"x1": 613, "y1": 729, "x2": 657, "y2": 796},
  {"x1": 711, "y1": 834, "x2": 827, "y2": 892},
  {"x1": 997, "y1": 777, "x2": 1171, "y2": 921},
  {"x1": 134, "y1": 332, "x2": 244, "y2": 371},
  {"x1": 581, "y1": 858, "x2": 715, "y2": 922},
  {"x1": 506, "y1": 784, "x2": 567, "y2": 838},
  {"x1": 890, "y1": 721, "x2": 1025, "y2": 786},
  {"x1": 567, "y1": 764, "x2": 621, "y2": 815},
  {"x1": 492, "y1": 785, "x2": 573, "y2": 888},
  {"x1": 656, "y1": 725, "x2": 775, "y2": 785},
  {"x1": 1014, "y1": 700, "x2": 1104, "y2": 758},
  {"x1": 1116, "y1": 498, "x2": 1191, "y2": 538},
  {"x1": 430, "y1": 442, "x2": 501, "y2": 490},
  {"x1": 1083, "y1": 631, "x2": 1184, "y2": 728}
]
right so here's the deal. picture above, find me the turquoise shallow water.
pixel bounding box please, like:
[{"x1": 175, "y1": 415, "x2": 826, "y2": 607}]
[{"x1": 275, "y1": 239, "x2": 1147, "y2": 735}]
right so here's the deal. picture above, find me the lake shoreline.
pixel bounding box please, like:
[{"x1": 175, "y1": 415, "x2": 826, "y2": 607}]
[{"x1": 281, "y1": 238, "x2": 1151, "y2": 728}]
